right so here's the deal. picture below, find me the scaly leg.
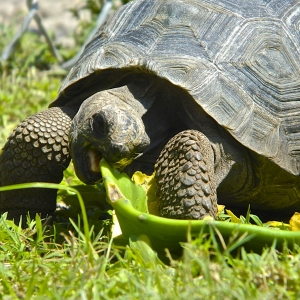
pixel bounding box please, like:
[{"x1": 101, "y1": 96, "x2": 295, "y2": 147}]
[
  {"x1": 155, "y1": 130, "x2": 217, "y2": 219},
  {"x1": 0, "y1": 107, "x2": 75, "y2": 223}
]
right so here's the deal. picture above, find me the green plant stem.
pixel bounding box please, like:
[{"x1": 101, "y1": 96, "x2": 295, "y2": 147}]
[{"x1": 109, "y1": 195, "x2": 300, "y2": 254}]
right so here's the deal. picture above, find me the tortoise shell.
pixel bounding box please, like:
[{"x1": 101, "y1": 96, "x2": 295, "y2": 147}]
[{"x1": 51, "y1": 0, "x2": 300, "y2": 176}]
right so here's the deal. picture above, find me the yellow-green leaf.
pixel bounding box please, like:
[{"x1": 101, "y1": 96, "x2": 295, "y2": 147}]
[
  {"x1": 217, "y1": 205, "x2": 225, "y2": 216},
  {"x1": 132, "y1": 171, "x2": 159, "y2": 215},
  {"x1": 226, "y1": 209, "x2": 242, "y2": 223},
  {"x1": 266, "y1": 221, "x2": 290, "y2": 230},
  {"x1": 290, "y1": 212, "x2": 300, "y2": 231}
]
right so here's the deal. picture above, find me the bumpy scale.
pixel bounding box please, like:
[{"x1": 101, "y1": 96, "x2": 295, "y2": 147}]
[{"x1": 155, "y1": 130, "x2": 217, "y2": 220}]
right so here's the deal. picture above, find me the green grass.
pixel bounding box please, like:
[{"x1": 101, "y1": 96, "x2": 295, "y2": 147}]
[
  {"x1": 1, "y1": 2, "x2": 300, "y2": 299},
  {"x1": 1, "y1": 213, "x2": 300, "y2": 299}
]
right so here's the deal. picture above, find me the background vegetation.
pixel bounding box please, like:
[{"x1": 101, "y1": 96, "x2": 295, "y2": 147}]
[{"x1": 0, "y1": 1, "x2": 300, "y2": 299}]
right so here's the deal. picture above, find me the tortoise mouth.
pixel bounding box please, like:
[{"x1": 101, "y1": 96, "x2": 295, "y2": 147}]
[
  {"x1": 87, "y1": 147, "x2": 102, "y2": 173},
  {"x1": 83, "y1": 146, "x2": 103, "y2": 184},
  {"x1": 72, "y1": 144, "x2": 103, "y2": 185}
]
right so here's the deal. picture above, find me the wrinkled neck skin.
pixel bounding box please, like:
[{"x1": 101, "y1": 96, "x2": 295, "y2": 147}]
[
  {"x1": 180, "y1": 98, "x2": 254, "y2": 199},
  {"x1": 122, "y1": 79, "x2": 188, "y2": 176}
]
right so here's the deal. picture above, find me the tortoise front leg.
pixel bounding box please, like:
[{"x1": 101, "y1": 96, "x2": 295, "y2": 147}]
[
  {"x1": 155, "y1": 130, "x2": 217, "y2": 219},
  {"x1": 0, "y1": 107, "x2": 76, "y2": 223}
]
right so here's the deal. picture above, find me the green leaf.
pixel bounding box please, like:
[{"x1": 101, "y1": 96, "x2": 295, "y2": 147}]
[{"x1": 99, "y1": 159, "x2": 147, "y2": 213}]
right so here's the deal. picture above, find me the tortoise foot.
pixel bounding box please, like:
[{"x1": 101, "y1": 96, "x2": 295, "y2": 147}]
[
  {"x1": 155, "y1": 130, "x2": 217, "y2": 220},
  {"x1": 0, "y1": 107, "x2": 75, "y2": 223}
]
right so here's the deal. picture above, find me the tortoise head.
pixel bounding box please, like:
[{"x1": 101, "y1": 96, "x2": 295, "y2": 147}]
[{"x1": 69, "y1": 89, "x2": 150, "y2": 184}]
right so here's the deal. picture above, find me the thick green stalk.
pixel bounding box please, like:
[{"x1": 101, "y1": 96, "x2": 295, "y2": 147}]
[
  {"x1": 107, "y1": 191, "x2": 300, "y2": 253},
  {"x1": 100, "y1": 159, "x2": 300, "y2": 254}
]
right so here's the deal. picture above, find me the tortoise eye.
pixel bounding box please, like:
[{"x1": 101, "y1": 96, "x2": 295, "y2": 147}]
[{"x1": 92, "y1": 113, "x2": 109, "y2": 138}]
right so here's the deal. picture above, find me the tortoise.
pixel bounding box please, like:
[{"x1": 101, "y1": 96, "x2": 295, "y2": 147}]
[{"x1": 1, "y1": 0, "x2": 300, "y2": 223}]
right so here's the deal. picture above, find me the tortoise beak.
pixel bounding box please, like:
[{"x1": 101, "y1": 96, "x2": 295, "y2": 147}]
[{"x1": 70, "y1": 136, "x2": 102, "y2": 184}]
